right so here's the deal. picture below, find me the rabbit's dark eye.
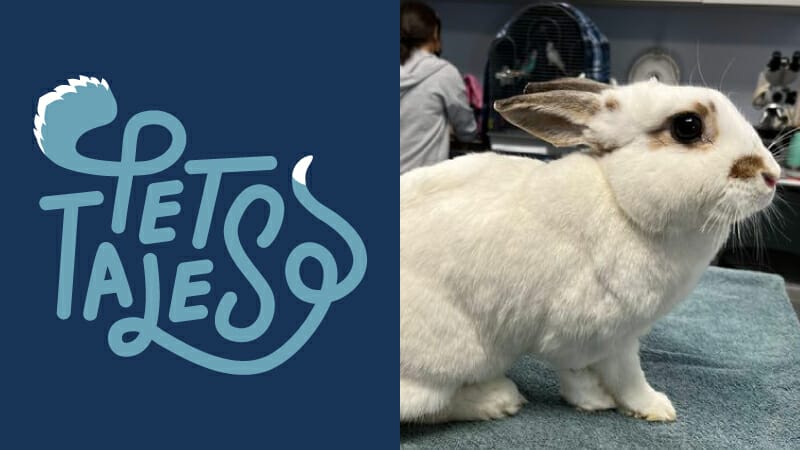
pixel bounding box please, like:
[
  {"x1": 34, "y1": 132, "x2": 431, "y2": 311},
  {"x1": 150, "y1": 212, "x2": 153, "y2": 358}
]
[{"x1": 671, "y1": 112, "x2": 704, "y2": 144}]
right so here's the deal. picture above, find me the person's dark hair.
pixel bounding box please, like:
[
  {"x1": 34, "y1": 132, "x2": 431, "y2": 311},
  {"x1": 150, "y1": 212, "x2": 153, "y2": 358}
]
[{"x1": 401, "y1": 2, "x2": 441, "y2": 65}]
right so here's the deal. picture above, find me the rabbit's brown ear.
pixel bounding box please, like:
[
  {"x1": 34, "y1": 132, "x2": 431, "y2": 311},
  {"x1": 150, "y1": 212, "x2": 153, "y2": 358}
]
[
  {"x1": 523, "y1": 78, "x2": 609, "y2": 95},
  {"x1": 494, "y1": 91, "x2": 600, "y2": 147}
]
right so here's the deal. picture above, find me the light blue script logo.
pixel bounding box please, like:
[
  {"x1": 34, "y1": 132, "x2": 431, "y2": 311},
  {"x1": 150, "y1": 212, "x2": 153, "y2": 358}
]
[{"x1": 33, "y1": 75, "x2": 367, "y2": 375}]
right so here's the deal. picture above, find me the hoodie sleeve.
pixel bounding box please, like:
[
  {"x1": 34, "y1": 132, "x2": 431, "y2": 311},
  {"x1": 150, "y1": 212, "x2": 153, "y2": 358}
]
[{"x1": 437, "y1": 65, "x2": 478, "y2": 142}]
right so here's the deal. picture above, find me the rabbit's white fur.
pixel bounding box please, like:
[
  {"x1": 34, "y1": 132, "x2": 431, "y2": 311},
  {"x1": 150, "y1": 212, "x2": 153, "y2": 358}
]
[{"x1": 400, "y1": 79, "x2": 780, "y2": 423}]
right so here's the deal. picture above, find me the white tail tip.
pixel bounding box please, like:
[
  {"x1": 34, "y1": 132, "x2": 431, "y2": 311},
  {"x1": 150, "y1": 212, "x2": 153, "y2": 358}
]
[{"x1": 292, "y1": 155, "x2": 313, "y2": 185}]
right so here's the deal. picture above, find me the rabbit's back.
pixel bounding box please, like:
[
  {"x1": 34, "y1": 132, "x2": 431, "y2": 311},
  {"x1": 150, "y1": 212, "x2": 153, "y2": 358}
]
[
  {"x1": 401, "y1": 152, "x2": 624, "y2": 378},
  {"x1": 400, "y1": 152, "x2": 542, "y2": 207}
]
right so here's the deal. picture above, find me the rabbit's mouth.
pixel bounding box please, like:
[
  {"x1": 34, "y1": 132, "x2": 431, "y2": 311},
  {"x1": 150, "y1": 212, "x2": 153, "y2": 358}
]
[
  {"x1": 736, "y1": 183, "x2": 775, "y2": 217},
  {"x1": 762, "y1": 172, "x2": 778, "y2": 189},
  {"x1": 721, "y1": 153, "x2": 780, "y2": 216},
  {"x1": 700, "y1": 181, "x2": 776, "y2": 234}
]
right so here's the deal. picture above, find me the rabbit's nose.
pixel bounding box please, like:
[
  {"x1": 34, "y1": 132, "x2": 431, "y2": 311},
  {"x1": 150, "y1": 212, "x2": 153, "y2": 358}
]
[{"x1": 761, "y1": 171, "x2": 778, "y2": 188}]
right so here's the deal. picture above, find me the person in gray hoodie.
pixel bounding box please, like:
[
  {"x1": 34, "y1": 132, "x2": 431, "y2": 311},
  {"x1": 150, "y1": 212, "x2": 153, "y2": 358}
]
[{"x1": 400, "y1": 2, "x2": 477, "y2": 175}]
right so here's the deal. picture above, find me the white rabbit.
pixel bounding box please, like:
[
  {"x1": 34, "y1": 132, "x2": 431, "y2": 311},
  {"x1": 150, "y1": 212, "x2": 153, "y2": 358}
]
[{"x1": 400, "y1": 78, "x2": 780, "y2": 423}]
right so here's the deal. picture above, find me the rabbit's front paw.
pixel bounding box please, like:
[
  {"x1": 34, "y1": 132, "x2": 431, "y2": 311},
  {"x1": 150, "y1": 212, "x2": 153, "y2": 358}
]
[
  {"x1": 446, "y1": 377, "x2": 528, "y2": 421},
  {"x1": 568, "y1": 389, "x2": 616, "y2": 412},
  {"x1": 559, "y1": 368, "x2": 616, "y2": 412},
  {"x1": 619, "y1": 390, "x2": 676, "y2": 422}
]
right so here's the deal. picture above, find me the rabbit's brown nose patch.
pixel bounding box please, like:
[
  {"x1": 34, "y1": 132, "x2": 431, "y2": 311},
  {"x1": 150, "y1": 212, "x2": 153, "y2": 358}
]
[{"x1": 729, "y1": 155, "x2": 765, "y2": 179}]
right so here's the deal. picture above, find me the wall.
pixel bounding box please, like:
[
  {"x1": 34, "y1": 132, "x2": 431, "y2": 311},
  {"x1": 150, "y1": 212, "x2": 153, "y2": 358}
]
[{"x1": 428, "y1": 0, "x2": 800, "y2": 123}]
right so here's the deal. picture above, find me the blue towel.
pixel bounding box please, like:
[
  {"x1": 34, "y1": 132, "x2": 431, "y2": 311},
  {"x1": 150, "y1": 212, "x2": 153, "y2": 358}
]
[{"x1": 401, "y1": 267, "x2": 800, "y2": 448}]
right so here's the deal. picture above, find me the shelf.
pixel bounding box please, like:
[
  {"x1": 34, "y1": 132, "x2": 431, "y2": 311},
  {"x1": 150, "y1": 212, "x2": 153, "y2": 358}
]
[
  {"x1": 590, "y1": 0, "x2": 800, "y2": 5},
  {"x1": 778, "y1": 177, "x2": 800, "y2": 188},
  {"x1": 487, "y1": 130, "x2": 578, "y2": 157},
  {"x1": 702, "y1": 0, "x2": 800, "y2": 5}
]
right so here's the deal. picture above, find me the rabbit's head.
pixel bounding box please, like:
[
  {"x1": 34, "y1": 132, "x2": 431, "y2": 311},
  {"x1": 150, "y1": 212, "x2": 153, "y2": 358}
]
[{"x1": 494, "y1": 78, "x2": 781, "y2": 233}]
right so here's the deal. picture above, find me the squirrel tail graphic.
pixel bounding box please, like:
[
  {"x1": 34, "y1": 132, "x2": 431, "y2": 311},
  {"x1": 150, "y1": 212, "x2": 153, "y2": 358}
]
[{"x1": 34, "y1": 76, "x2": 117, "y2": 172}]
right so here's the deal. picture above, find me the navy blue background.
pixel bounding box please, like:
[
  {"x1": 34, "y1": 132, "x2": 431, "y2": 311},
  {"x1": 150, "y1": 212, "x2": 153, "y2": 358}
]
[{"x1": 1, "y1": 2, "x2": 396, "y2": 447}]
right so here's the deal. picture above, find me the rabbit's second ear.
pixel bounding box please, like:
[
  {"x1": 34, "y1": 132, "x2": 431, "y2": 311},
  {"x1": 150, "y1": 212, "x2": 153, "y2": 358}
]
[
  {"x1": 523, "y1": 78, "x2": 609, "y2": 95},
  {"x1": 493, "y1": 91, "x2": 600, "y2": 147}
]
